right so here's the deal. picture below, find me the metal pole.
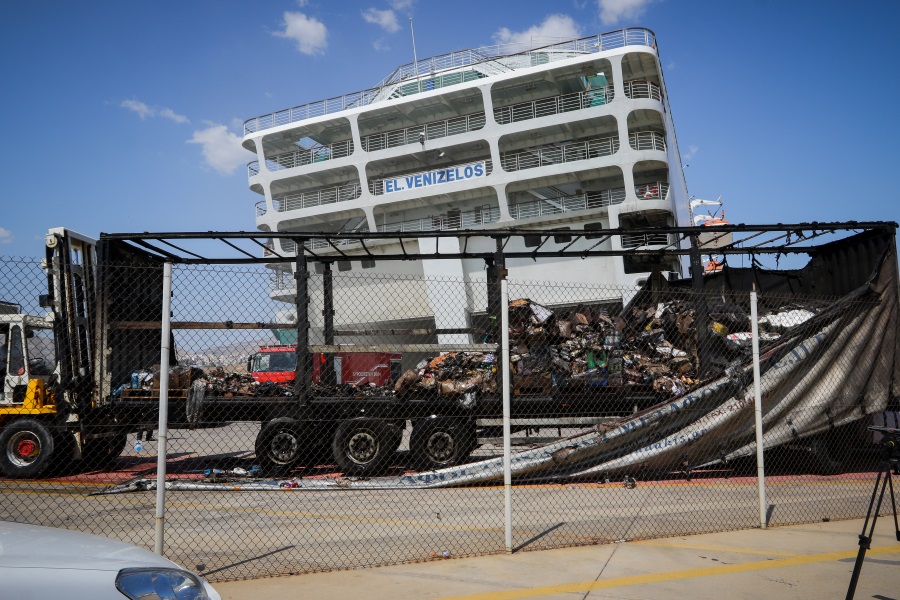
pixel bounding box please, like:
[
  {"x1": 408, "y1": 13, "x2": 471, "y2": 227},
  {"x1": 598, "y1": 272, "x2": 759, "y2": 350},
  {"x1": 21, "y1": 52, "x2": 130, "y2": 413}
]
[
  {"x1": 690, "y1": 234, "x2": 712, "y2": 378},
  {"x1": 294, "y1": 254, "x2": 310, "y2": 406},
  {"x1": 409, "y1": 18, "x2": 420, "y2": 87},
  {"x1": 154, "y1": 262, "x2": 172, "y2": 555},
  {"x1": 501, "y1": 276, "x2": 512, "y2": 554},
  {"x1": 322, "y1": 262, "x2": 335, "y2": 386},
  {"x1": 750, "y1": 288, "x2": 767, "y2": 529}
]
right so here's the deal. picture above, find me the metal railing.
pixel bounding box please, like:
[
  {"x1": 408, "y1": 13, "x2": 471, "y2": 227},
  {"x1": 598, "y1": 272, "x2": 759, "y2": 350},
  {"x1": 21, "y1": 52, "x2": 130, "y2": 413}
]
[
  {"x1": 248, "y1": 140, "x2": 354, "y2": 178},
  {"x1": 508, "y1": 189, "x2": 626, "y2": 220},
  {"x1": 276, "y1": 235, "x2": 371, "y2": 255},
  {"x1": 494, "y1": 87, "x2": 614, "y2": 125},
  {"x1": 500, "y1": 136, "x2": 619, "y2": 172},
  {"x1": 623, "y1": 80, "x2": 662, "y2": 101},
  {"x1": 629, "y1": 131, "x2": 666, "y2": 152},
  {"x1": 256, "y1": 200, "x2": 267, "y2": 216},
  {"x1": 634, "y1": 181, "x2": 669, "y2": 200},
  {"x1": 378, "y1": 206, "x2": 501, "y2": 233},
  {"x1": 360, "y1": 112, "x2": 486, "y2": 152},
  {"x1": 369, "y1": 159, "x2": 493, "y2": 196},
  {"x1": 621, "y1": 231, "x2": 675, "y2": 248},
  {"x1": 274, "y1": 183, "x2": 362, "y2": 212},
  {"x1": 243, "y1": 28, "x2": 657, "y2": 134}
]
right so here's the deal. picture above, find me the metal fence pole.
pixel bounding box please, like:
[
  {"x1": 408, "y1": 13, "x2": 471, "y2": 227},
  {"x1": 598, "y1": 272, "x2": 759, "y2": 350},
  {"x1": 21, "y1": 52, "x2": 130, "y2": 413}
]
[
  {"x1": 154, "y1": 261, "x2": 173, "y2": 555},
  {"x1": 501, "y1": 276, "x2": 512, "y2": 553},
  {"x1": 750, "y1": 288, "x2": 768, "y2": 529},
  {"x1": 294, "y1": 253, "x2": 310, "y2": 406}
]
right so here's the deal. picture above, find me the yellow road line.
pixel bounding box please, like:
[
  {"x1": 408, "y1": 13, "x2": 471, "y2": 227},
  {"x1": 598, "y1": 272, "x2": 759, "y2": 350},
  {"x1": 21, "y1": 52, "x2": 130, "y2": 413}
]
[
  {"x1": 632, "y1": 539, "x2": 800, "y2": 557},
  {"x1": 437, "y1": 545, "x2": 900, "y2": 600}
]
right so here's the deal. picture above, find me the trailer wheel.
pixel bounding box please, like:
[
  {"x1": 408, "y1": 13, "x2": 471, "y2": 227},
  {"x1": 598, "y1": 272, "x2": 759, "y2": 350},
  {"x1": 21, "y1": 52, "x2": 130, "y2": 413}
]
[
  {"x1": 332, "y1": 418, "x2": 395, "y2": 476},
  {"x1": 808, "y1": 435, "x2": 849, "y2": 475},
  {"x1": 0, "y1": 419, "x2": 55, "y2": 479},
  {"x1": 411, "y1": 416, "x2": 474, "y2": 470},
  {"x1": 255, "y1": 418, "x2": 308, "y2": 476},
  {"x1": 82, "y1": 434, "x2": 128, "y2": 470}
]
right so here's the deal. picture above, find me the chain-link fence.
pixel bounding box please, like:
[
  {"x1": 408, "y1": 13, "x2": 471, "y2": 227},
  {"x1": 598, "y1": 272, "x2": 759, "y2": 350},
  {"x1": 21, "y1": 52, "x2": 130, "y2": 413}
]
[{"x1": 1, "y1": 248, "x2": 898, "y2": 582}]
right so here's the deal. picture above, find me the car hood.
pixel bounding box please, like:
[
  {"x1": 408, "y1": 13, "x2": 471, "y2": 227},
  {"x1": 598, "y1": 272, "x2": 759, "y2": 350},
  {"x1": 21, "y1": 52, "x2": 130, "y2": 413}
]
[{"x1": 0, "y1": 521, "x2": 182, "y2": 571}]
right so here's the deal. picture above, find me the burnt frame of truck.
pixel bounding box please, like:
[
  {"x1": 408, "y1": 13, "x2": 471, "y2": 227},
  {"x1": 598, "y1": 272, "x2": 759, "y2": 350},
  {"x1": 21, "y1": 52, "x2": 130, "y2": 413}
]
[{"x1": 58, "y1": 221, "x2": 892, "y2": 476}]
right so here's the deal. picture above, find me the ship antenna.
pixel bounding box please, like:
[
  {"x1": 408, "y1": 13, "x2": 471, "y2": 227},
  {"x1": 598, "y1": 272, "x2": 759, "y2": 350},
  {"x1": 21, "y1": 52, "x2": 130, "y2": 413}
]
[{"x1": 410, "y1": 18, "x2": 420, "y2": 87}]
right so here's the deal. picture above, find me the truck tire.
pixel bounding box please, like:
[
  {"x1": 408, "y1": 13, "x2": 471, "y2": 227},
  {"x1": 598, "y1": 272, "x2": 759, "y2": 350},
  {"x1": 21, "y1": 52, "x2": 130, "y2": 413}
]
[
  {"x1": 332, "y1": 418, "x2": 396, "y2": 476},
  {"x1": 82, "y1": 434, "x2": 128, "y2": 470},
  {"x1": 255, "y1": 418, "x2": 308, "y2": 476},
  {"x1": 808, "y1": 435, "x2": 849, "y2": 475},
  {"x1": 410, "y1": 416, "x2": 474, "y2": 470},
  {"x1": 0, "y1": 419, "x2": 55, "y2": 479}
]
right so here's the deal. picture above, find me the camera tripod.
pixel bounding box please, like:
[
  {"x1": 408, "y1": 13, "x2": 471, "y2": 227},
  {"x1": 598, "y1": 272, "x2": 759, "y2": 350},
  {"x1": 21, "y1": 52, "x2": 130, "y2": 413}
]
[{"x1": 845, "y1": 429, "x2": 899, "y2": 600}]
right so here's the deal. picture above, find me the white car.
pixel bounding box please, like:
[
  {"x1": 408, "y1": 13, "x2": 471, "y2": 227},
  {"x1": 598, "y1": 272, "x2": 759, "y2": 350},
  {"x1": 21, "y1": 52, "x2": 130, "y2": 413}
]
[{"x1": 0, "y1": 521, "x2": 221, "y2": 599}]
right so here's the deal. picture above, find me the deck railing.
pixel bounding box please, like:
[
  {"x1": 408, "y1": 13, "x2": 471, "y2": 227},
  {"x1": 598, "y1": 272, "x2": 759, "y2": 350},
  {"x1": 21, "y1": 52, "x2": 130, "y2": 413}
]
[
  {"x1": 378, "y1": 206, "x2": 501, "y2": 233},
  {"x1": 500, "y1": 136, "x2": 618, "y2": 172},
  {"x1": 623, "y1": 80, "x2": 662, "y2": 101},
  {"x1": 243, "y1": 28, "x2": 657, "y2": 134},
  {"x1": 629, "y1": 131, "x2": 666, "y2": 152},
  {"x1": 274, "y1": 183, "x2": 362, "y2": 212},
  {"x1": 369, "y1": 159, "x2": 493, "y2": 196},
  {"x1": 634, "y1": 181, "x2": 669, "y2": 200},
  {"x1": 621, "y1": 232, "x2": 675, "y2": 249},
  {"x1": 248, "y1": 140, "x2": 354, "y2": 178},
  {"x1": 494, "y1": 87, "x2": 614, "y2": 125},
  {"x1": 360, "y1": 112, "x2": 486, "y2": 152},
  {"x1": 508, "y1": 189, "x2": 626, "y2": 220}
]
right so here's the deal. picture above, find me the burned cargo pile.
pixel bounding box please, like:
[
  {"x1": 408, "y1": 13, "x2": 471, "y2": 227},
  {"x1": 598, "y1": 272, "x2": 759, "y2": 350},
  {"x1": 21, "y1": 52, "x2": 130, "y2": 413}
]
[
  {"x1": 507, "y1": 298, "x2": 702, "y2": 397},
  {"x1": 394, "y1": 352, "x2": 499, "y2": 398},
  {"x1": 391, "y1": 298, "x2": 819, "y2": 402},
  {"x1": 116, "y1": 366, "x2": 294, "y2": 398}
]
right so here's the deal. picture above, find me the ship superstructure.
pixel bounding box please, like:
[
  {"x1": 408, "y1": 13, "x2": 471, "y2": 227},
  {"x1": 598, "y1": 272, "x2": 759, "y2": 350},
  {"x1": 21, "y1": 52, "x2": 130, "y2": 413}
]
[{"x1": 243, "y1": 27, "x2": 689, "y2": 333}]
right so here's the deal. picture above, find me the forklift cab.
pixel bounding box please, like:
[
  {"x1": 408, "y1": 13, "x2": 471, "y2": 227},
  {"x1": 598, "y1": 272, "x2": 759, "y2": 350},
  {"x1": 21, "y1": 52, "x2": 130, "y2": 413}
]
[{"x1": 0, "y1": 309, "x2": 56, "y2": 405}]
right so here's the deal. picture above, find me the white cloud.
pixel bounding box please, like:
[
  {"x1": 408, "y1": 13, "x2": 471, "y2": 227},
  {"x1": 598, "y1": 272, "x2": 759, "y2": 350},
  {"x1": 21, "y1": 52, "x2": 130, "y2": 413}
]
[
  {"x1": 682, "y1": 145, "x2": 699, "y2": 162},
  {"x1": 187, "y1": 123, "x2": 246, "y2": 176},
  {"x1": 296, "y1": 0, "x2": 309, "y2": 6},
  {"x1": 273, "y1": 11, "x2": 328, "y2": 56},
  {"x1": 0, "y1": 228, "x2": 12, "y2": 244},
  {"x1": 494, "y1": 14, "x2": 581, "y2": 46},
  {"x1": 362, "y1": 8, "x2": 400, "y2": 33},
  {"x1": 389, "y1": 0, "x2": 414, "y2": 10},
  {"x1": 373, "y1": 38, "x2": 391, "y2": 52},
  {"x1": 597, "y1": 0, "x2": 656, "y2": 25},
  {"x1": 121, "y1": 99, "x2": 189, "y2": 123},
  {"x1": 121, "y1": 99, "x2": 153, "y2": 119}
]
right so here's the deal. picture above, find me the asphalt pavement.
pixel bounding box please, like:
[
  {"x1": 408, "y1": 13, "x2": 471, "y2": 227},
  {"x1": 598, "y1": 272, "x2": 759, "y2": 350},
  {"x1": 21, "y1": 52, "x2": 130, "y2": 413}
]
[{"x1": 214, "y1": 517, "x2": 900, "y2": 599}]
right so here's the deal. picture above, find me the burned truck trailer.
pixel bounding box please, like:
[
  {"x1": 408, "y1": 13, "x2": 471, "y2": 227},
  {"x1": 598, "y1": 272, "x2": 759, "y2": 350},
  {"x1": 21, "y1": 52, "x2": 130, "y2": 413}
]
[
  {"x1": 97, "y1": 223, "x2": 900, "y2": 478},
  {"x1": 1, "y1": 223, "x2": 897, "y2": 480}
]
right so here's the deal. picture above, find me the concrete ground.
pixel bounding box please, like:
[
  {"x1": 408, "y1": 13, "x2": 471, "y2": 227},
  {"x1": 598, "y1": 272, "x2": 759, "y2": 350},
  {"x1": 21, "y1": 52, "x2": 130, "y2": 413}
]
[{"x1": 215, "y1": 518, "x2": 900, "y2": 600}]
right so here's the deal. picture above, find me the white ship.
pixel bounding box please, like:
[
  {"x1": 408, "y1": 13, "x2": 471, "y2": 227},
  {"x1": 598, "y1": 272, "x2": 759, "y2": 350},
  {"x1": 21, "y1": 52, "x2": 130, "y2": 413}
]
[{"x1": 242, "y1": 27, "x2": 689, "y2": 335}]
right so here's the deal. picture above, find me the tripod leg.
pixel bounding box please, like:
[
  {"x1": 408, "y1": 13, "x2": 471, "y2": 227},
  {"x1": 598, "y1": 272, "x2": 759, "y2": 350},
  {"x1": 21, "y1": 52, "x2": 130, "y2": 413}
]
[
  {"x1": 846, "y1": 465, "x2": 891, "y2": 600},
  {"x1": 888, "y1": 469, "x2": 899, "y2": 542}
]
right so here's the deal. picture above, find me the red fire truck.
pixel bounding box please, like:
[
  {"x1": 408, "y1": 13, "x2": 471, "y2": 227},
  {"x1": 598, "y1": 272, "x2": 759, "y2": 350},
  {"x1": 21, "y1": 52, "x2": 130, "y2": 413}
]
[{"x1": 249, "y1": 345, "x2": 402, "y2": 386}]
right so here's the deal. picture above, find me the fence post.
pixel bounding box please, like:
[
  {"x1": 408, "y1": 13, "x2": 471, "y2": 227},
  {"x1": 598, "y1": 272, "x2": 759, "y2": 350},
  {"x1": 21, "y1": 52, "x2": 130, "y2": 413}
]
[
  {"x1": 322, "y1": 262, "x2": 336, "y2": 386},
  {"x1": 294, "y1": 253, "x2": 310, "y2": 406},
  {"x1": 496, "y1": 242, "x2": 512, "y2": 553},
  {"x1": 154, "y1": 261, "x2": 173, "y2": 555},
  {"x1": 750, "y1": 288, "x2": 768, "y2": 529}
]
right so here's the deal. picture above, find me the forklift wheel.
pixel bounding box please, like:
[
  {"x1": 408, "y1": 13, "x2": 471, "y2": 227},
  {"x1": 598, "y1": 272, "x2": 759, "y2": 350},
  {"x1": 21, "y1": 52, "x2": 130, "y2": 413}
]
[{"x1": 0, "y1": 419, "x2": 55, "y2": 479}]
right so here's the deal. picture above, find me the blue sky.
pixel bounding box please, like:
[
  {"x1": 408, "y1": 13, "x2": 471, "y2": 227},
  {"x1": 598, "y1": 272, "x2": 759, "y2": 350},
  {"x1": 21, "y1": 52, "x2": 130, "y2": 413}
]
[{"x1": 1, "y1": 0, "x2": 898, "y2": 258}]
